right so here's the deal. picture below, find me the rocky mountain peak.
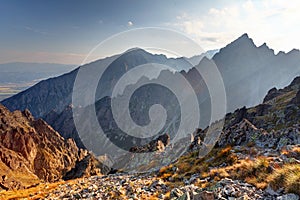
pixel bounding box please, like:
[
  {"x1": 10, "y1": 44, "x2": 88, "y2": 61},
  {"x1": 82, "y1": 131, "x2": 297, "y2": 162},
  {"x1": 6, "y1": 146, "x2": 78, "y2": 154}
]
[
  {"x1": 124, "y1": 47, "x2": 150, "y2": 55},
  {"x1": 216, "y1": 33, "x2": 255, "y2": 54},
  {"x1": 236, "y1": 33, "x2": 251, "y2": 42}
]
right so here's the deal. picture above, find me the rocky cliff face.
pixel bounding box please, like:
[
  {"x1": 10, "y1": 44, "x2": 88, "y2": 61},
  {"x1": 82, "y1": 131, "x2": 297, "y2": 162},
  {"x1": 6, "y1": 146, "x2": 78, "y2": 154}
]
[
  {"x1": 129, "y1": 133, "x2": 171, "y2": 153},
  {"x1": 189, "y1": 75, "x2": 300, "y2": 152},
  {"x1": 0, "y1": 104, "x2": 107, "y2": 190}
]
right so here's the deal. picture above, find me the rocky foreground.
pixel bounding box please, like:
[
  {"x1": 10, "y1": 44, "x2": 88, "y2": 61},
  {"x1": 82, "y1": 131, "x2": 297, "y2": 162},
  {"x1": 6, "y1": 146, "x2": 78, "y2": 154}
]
[
  {"x1": 1, "y1": 143, "x2": 299, "y2": 199},
  {"x1": 0, "y1": 77, "x2": 299, "y2": 199}
]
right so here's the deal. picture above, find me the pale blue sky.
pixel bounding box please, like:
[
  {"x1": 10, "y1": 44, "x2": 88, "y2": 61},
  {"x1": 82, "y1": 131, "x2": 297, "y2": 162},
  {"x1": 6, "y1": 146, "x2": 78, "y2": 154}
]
[{"x1": 1, "y1": 0, "x2": 299, "y2": 64}]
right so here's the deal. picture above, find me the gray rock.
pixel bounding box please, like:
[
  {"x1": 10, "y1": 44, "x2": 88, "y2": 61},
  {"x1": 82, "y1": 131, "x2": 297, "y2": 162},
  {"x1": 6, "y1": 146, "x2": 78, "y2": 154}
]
[
  {"x1": 178, "y1": 192, "x2": 190, "y2": 200},
  {"x1": 265, "y1": 185, "x2": 279, "y2": 196},
  {"x1": 171, "y1": 188, "x2": 184, "y2": 198},
  {"x1": 277, "y1": 194, "x2": 299, "y2": 200},
  {"x1": 194, "y1": 191, "x2": 214, "y2": 200}
]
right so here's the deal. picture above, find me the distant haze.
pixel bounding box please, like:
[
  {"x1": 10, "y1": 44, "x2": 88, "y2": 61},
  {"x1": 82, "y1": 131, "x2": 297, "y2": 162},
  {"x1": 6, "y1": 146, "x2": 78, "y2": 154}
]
[{"x1": 0, "y1": 62, "x2": 76, "y2": 100}]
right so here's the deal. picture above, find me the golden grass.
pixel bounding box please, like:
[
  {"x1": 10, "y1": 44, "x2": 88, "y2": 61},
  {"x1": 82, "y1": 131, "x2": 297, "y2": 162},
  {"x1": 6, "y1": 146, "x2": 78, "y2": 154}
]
[
  {"x1": 158, "y1": 146, "x2": 300, "y2": 195},
  {"x1": 269, "y1": 164, "x2": 300, "y2": 194},
  {"x1": 0, "y1": 162, "x2": 40, "y2": 191},
  {"x1": 0, "y1": 180, "x2": 70, "y2": 200},
  {"x1": 282, "y1": 146, "x2": 300, "y2": 159},
  {"x1": 2, "y1": 146, "x2": 300, "y2": 199}
]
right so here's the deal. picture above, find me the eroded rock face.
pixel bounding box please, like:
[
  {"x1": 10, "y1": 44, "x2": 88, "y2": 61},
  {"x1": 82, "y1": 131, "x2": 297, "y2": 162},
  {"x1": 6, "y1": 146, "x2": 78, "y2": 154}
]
[
  {"x1": 63, "y1": 154, "x2": 110, "y2": 180},
  {"x1": 189, "y1": 76, "x2": 300, "y2": 152},
  {"x1": 263, "y1": 87, "x2": 282, "y2": 103},
  {"x1": 291, "y1": 90, "x2": 300, "y2": 105},
  {"x1": 218, "y1": 119, "x2": 300, "y2": 149},
  {"x1": 129, "y1": 133, "x2": 170, "y2": 153},
  {"x1": 0, "y1": 104, "x2": 107, "y2": 190}
]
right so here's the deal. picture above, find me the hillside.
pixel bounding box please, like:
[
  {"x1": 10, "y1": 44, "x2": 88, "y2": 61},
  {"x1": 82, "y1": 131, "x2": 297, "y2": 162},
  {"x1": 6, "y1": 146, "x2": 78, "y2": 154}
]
[{"x1": 1, "y1": 76, "x2": 299, "y2": 199}]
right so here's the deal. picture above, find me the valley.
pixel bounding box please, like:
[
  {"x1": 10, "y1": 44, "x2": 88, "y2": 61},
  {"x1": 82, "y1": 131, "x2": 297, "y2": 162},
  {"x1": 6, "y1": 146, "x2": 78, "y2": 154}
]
[{"x1": 0, "y1": 82, "x2": 36, "y2": 101}]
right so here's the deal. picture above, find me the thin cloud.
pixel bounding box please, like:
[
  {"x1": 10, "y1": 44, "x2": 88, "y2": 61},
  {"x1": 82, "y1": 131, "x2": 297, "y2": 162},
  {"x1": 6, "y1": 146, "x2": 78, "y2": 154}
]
[
  {"x1": 24, "y1": 26, "x2": 50, "y2": 36},
  {"x1": 202, "y1": 37, "x2": 218, "y2": 43},
  {"x1": 170, "y1": 0, "x2": 300, "y2": 52},
  {"x1": 0, "y1": 50, "x2": 87, "y2": 65}
]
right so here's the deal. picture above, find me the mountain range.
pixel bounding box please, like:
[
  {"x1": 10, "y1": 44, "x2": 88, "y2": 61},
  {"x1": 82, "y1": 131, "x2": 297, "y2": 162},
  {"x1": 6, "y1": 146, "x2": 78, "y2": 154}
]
[
  {"x1": 1, "y1": 33, "x2": 300, "y2": 154},
  {"x1": 0, "y1": 69, "x2": 299, "y2": 199}
]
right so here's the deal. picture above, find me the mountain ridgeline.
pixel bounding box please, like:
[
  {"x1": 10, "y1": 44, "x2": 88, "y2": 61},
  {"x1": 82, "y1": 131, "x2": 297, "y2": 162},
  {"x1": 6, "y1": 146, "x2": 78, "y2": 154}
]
[{"x1": 2, "y1": 34, "x2": 300, "y2": 151}]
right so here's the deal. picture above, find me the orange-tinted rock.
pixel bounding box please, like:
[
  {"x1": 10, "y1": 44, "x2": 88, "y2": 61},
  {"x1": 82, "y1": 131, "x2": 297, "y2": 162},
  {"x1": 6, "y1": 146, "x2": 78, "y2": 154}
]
[{"x1": 0, "y1": 104, "x2": 106, "y2": 190}]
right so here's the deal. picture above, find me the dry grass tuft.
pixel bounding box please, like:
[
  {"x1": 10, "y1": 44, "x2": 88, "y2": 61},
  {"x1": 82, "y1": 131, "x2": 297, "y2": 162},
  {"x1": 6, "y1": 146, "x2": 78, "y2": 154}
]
[{"x1": 269, "y1": 164, "x2": 300, "y2": 195}]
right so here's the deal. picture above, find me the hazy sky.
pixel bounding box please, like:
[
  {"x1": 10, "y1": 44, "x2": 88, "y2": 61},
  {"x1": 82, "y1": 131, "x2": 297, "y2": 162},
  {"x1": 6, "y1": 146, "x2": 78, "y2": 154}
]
[{"x1": 1, "y1": 0, "x2": 300, "y2": 64}]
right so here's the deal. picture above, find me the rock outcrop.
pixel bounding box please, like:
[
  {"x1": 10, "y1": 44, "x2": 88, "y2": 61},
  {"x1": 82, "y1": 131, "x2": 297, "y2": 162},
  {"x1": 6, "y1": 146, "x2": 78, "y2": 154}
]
[
  {"x1": 0, "y1": 104, "x2": 107, "y2": 190},
  {"x1": 129, "y1": 133, "x2": 170, "y2": 153},
  {"x1": 63, "y1": 154, "x2": 110, "y2": 180}
]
